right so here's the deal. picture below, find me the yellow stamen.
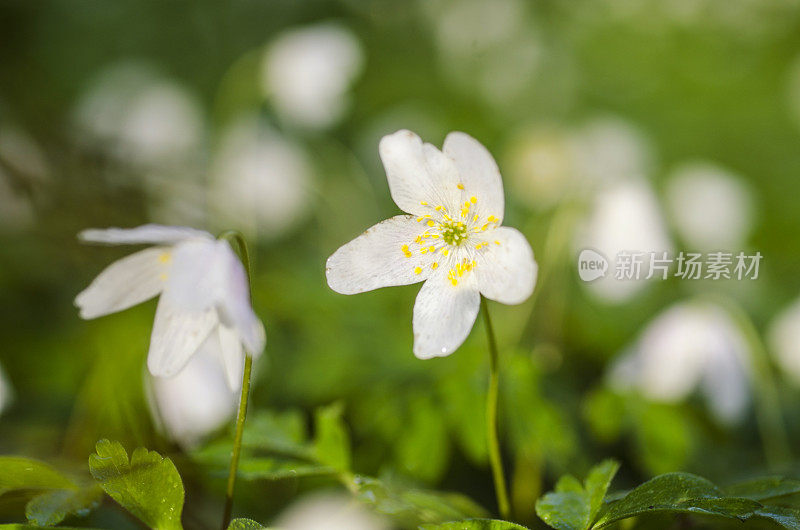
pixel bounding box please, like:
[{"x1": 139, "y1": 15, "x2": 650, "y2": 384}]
[
  {"x1": 414, "y1": 267, "x2": 422, "y2": 275},
  {"x1": 427, "y1": 220, "x2": 435, "y2": 227},
  {"x1": 457, "y1": 183, "x2": 465, "y2": 190},
  {"x1": 470, "y1": 196, "x2": 477, "y2": 204},
  {"x1": 432, "y1": 262, "x2": 439, "y2": 270}
]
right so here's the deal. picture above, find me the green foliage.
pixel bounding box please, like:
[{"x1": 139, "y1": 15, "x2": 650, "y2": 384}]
[
  {"x1": 313, "y1": 402, "x2": 352, "y2": 472},
  {"x1": 25, "y1": 485, "x2": 103, "y2": 526},
  {"x1": 227, "y1": 519, "x2": 268, "y2": 530},
  {"x1": 419, "y1": 519, "x2": 530, "y2": 529},
  {"x1": 353, "y1": 475, "x2": 488, "y2": 528},
  {"x1": 0, "y1": 457, "x2": 74, "y2": 495},
  {"x1": 0, "y1": 456, "x2": 102, "y2": 526},
  {"x1": 88, "y1": 439, "x2": 184, "y2": 530},
  {"x1": 535, "y1": 460, "x2": 620, "y2": 530}
]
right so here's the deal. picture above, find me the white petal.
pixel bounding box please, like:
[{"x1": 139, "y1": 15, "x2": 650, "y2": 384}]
[
  {"x1": 75, "y1": 247, "x2": 170, "y2": 319},
  {"x1": 412, "y1": 273, "x2": 481, "y2": 359},
  {"x1": 215, "y1": 241, "x2": 266, "y2": 356},
  {"x1": 164, "y1": 239, "x2": 227, "y2": 313},
  {"x1": 443, "y1": 131, "x2": 505, "y2": 223},
  {"x1": 326, "y1": 215, "x2": 438, "y2": 295},
  {"x1": 147, "y1": 295, "x2": 218, "y2": 378},
  {"x1": 218, "y1": 324, "x2": 245, "y2": 391},
  {"x1": 473, "y1": 227, "x2": 537, "y2": 305},
  {"x1": 148, "y1": 340, "x2": 238, "y2": 449},
  {"x1": 379, "y1": 130, "x2": 461, "y2": 216},
  {"x1": 79, "y1": 224, "x2": 212, "y2": 246}
]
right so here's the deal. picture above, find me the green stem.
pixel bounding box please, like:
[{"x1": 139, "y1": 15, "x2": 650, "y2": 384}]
[
  {"x1": 482, "y1": 296, "x2": 511, "y2": 520},
  {"x1": 218, "y1": 231, "x2": 256, "y2": 530}
]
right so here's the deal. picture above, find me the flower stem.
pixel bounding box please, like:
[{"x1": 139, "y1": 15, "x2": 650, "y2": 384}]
[
  {"x1": 222, "y1": 354, "x2": 253, "y2": 529},
  {"x1": 481, "y1": 296, "x2": 511, "y2": 520},
  {"x1": 218, "y1": 230, "x2": 256, "y2": 530}
]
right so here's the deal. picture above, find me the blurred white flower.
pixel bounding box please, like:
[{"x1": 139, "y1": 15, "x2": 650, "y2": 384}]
[
  {"x1": 275, "y1": 493, "x2": 388, "y2": 530},
  {"x1": 210, "y1": 115, "x2": 314, "y2": 240},
  {"x1": 430, "y1": 0, "x2": 542, "y2": 105},
  {"x1": 327, "y1": 130, "x2": 537, "y2": 358},
  {"x1": 576, "y1": 179, "x2": 673, "y2": 303},
  {"x1": 504, "y1": 126, "x2": 575, "y2": 210},
  {"x1": 608, "y1": 301, "x2": 751, "y2": 424},
  {"x1": 73, "y1": 63, "x2": 204, "y2": 168},
  {"x1": 570, "y1": 117, "x2": 654, "y2": 187},
  {"x1": 0, "y1": 123, "x2": 51, "y2": 232},
  {"x1": 768, "y1": 297, "x2": 800, "y2": 385},
  {"x1": 665, "y1": 161, "x2": 754, "y2": 251},
  {"x1": 148, "y1": 342, "x2": 238, "y2": 449},
  {"x1": 0, "y1": 124, "x2": 50, "y2": 183},
  {"x1": 75, "y1": 225, "x2": 265, "y2": 389},
  {"x1": 261, "y1": 23, "x2": 364, "y2": 129}
]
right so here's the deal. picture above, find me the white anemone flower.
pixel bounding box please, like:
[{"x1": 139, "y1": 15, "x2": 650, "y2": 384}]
[
  {"x1": 261, "y1": 23, "x2": 364, "y2": 130},
  {"x1": 75, "y1": 225, "x2": 265, "y2": 389},
  {"x1": 275, "y1": 493, "x2": 389, "y2": 530},
  {"x1": 147, "y1": 342, "x2": 238, "y2": 449},
  {"x1": 768, "y1": 297, "x2": 800, "y2": 385},
  {"x1": 326, "y1": 130, "x2": 537, "y2": 359},
  {"x1": 608, "y1": 301, "x2": 751, "y2": 424}
]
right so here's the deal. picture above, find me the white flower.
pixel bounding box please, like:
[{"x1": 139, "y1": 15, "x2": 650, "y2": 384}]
[
  {"x1": 147, "y1": 341, "x2": 238, "y2": 449},
  {"x1": 608, "y1": 301, "x2": 751, "y2": 424},
  {"x1": 261, "y1": 23, "x2": 364, "y2": 129},
  {"x1": 665, "y1": 161, "x2": 755, "y2": 251},
  {"x1": 275, "y1": 493, "x2": 389, "y2": 530},
  {"x1": 575, "y1": 178, "x2": 673, "y2": 303},
  {"x1": 767, "y1": 297, "x2": 800, "y2": 385},
  {"x1": 75, "y1": 225, "x2": 265, "y2": 389},
  {"x1": 326, "y1": 130, "x2": 537, "y2": 359},
  {"x1": 210, "y1": 115, "x2": 314, "y2": 240}
]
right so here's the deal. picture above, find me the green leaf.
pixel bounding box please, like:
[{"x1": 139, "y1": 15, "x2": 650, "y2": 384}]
[
  {"x1": 235, "y1": 457, "x2": 337, "y2": 480},
  {"x1": 25, "y1": 484, "x2": 103, "y2": 526},
  {"x1": 353, "y1": 475, "x2": 487, "y2": 527},
  {"x1": 594, "y1": 472, "x2": 719, "y2": 528},
  {"x1": 313, "y1": 402, "x2": 351, "y2": 472},
  {"x1": 0, "y1": 457, "x2": 74, "y2": 495},
  {"x1": 419, "y1": 519, "x2": 530, "y2": 529},
  {"x1": 724, "y1": 477, "x2": 800, "y2": 501},
  {"x1": 88, "y1": 439, "x2": 184, "y2": 530},
  {"x1": 227, "y1": 519, "x2": 268, "y2": 530},
  {"x1": 0, "y1": 525, "x2": 103, "y2": 529},
  {"x1": 536, "y1": 490, "x2": 591, "y2": 530},
  {"x1": 535, "y1": 460, "x2": 619, "y2": 530},
  {"x1": 242, "y1": 409, "x2": 309, "y2": 457},
  {"x1": 395, "y1": 394, "x2": 450, "y2": 483},
  {"x1": 584, "y1": 460, "x2": 620, "y2": 521}
]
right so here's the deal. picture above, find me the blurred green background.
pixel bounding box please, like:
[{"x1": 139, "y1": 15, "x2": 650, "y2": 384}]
[{"x1": 3, "y1": 0, "x2": 800, "y2": 528}]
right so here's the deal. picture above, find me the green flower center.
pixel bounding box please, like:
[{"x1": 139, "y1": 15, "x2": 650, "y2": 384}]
[{"x1": 440, "y1": 220, "x2": 468, "y2": 246}]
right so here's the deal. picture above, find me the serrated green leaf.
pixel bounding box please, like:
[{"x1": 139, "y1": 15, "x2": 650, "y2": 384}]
[
  {"x1": 0, "y1": 457, "x2": 75, "y2": 495},
  {"x1": 227, "y1": 518, "x2": 268, "y2": 530},
  {"x1": 353, "y1": 475, "x2": 486, "y2": 527},
  {"x1": 25, "y1": 484, "x2": 103, "y2": 526},
  {"x1": 536, "y1": 490, "x2": 591, "y2": 530},
  {"x1": 88, "y1": 439, "x2": 184, "y2": 530},
  {"x1": 313, "y1": 403, "x2": 351, "y2": 472},
  {"x1": 585, "y1": 460, "x2": 620, "y2": 521},
  {"x1": 419, "y1": 519, "x2": 529, "y2": 529},
  {"x1": 724, "y1": 477, "x2": 800, "y2": 501}
]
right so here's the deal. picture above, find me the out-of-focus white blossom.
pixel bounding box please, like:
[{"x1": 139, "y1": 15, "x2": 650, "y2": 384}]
[
  {"x1": 505, "y1": 127, "x2": 575, "y2": 210},
  {"x1": 0, "y1": 125, "x2": 50, "y2": 183},
  {"x1": 768, "y1": 297, "x2": 800, "y2": 385},
  {"x1": 570, "y1": 117, "x2": 654, "y2": 187},
  {"x1": 210, "y1": 115, "x2": 314, "y2": 240},
  {"x1": 665, "y1": 161, "x2": 754, "y2": 251},
  {"x1": 429, "y1": 0, "x2": 542, "y2": 105},
  {"x1": 0, "y1": 167, "x2": 35, "y2": 231},
  {"x1": 73, "y1": 63, "x2": 204, "y2": 168},
  {"x1": 148, "y1": 342, "x2": 238, "y2": 449},
  {"x1": 261, "y1": 24, "x2": 364, "y2": 129},
  {"x1": 608, "y1": 301, "x2": 751, "y2": 424},
  {"x1": 0, "y1": 123, "x2": 50, "y2": 232},
  {"x1": 275, "y1": 493, "x2": 389, "y2": 530},
  {"x1": 575, "y1": 179, "x2": 673, "y2": 303}
]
